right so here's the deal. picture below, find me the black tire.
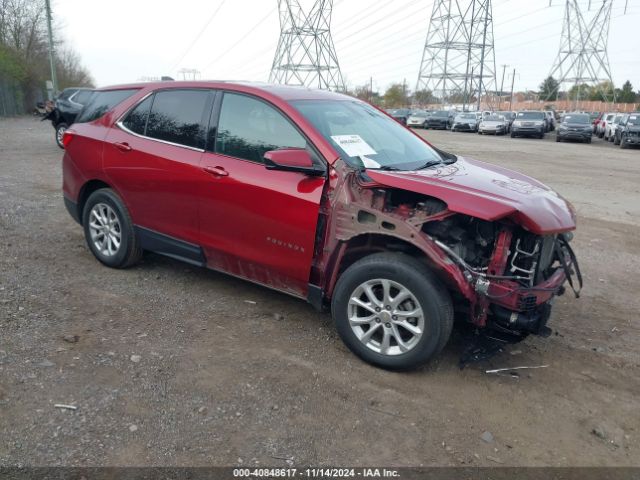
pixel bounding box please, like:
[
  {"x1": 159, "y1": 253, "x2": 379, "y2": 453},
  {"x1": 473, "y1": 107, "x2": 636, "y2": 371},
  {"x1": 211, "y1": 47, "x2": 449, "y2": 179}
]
[
  {"x1": 82, "y1": 188, "x2": 143, "y2": 269},
  {"x1": 586, "y1": 137, "x2": 592, "y2": 144},
  {"x1": 331, "y1": 252, "x2": 453, "y2": 370},
  {"x1": 614, "y1": 136, "x2": 620, "y2": 146},
  {"x1": 556, "y1": 135, "x2": 561, "y2": 142},
  {"x1": 539, "y1": 133, "x2": 545, "y2": 139},
  {"x1": 55, "y1": 122, "x2": 68, "y2": 149},
  {"x1": 621, "y1": 138, "x2": 628, "y2": 149},
  {"x1": 510, "y1": 132, "x2": 516, "y2": 138}
]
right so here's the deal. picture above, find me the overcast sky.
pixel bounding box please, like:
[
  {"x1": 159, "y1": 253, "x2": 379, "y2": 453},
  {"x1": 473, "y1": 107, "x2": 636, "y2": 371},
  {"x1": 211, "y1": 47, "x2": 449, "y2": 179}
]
[{"x1": 54, "y1": 0, "x2": 640, "y2": 93}]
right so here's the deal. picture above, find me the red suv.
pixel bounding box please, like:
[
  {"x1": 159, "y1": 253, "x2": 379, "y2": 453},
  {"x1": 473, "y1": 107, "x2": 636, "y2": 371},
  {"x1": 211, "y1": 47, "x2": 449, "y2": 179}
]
[{"x1": 62, "y1": 81, "x2": 581, "y2": 370}]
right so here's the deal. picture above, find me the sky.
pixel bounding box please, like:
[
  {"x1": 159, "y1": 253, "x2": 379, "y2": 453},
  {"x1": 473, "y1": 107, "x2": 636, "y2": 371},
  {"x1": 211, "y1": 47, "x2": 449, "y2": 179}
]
[{"x1": 53, "y1": 0, "x2": 640, "y2": 93}]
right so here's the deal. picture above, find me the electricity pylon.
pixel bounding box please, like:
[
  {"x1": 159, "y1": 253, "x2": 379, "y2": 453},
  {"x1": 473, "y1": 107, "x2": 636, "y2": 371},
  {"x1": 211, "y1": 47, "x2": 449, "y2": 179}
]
[
  {"x1": 269, "y1": 0, "x2": 345, "y2": 91},
  {"x1": 416, "y1": 0, "x2": 496, "y2": 109},
  {"x1": 546, "y1": 0, "x2": 615, "y2": 103}
]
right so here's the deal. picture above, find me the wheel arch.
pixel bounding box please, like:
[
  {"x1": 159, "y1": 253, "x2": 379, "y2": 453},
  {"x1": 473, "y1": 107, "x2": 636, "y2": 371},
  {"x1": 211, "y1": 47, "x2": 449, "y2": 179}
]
[
  {"x1": 76, "y1": 179, "x2": 113, "y2": 225},
  {"x1": 323, "y1": 233, "x2": 457, "y2": 302}
]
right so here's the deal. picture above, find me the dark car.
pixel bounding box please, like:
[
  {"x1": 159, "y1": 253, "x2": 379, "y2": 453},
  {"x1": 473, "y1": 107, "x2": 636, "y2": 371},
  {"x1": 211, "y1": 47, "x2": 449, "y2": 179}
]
[
  {"x1": 424, "y1": 110, "x2": 454, "y2": 129},
  {"x1": 386, "y1": 108, "x2": 412, "y2": 126},
  {"x1": 556, "y1": 113, "x2": 593, "y2": 143},
  {"x1": 614, "y1": 112, "x2": 640, "y2": 148},
  {"x1": 511, "y1": 111, "x2": 546, "y2": 139},
  {"x1": 451, "y1": 112, "x2": 479, "y2": 132},
  {"x1": 61, "y1": 81, "x2": 581, "y2": 370},
  {"x1": 45, "y1": 87, "x2": 94, "y2": 148},
  {"x1": 495, "y1": 111, "x2": 516, "y2": 132}
]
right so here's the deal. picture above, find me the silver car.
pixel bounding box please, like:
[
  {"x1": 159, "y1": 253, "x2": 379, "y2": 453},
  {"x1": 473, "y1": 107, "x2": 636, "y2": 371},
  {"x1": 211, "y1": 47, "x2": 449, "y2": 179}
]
[
  {"x1": 478, "y1": 114, "x2": 508, "y2": 135},
  {"x1": 452, "y1": 112, "x2": 480, "y2": 132},
  {"x1": 406, "y1": 110, "x2": 430, "y2": 128}
]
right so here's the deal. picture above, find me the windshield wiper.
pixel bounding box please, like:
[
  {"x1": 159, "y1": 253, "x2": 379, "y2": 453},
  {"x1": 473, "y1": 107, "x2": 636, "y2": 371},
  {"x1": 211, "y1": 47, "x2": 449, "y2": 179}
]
[
  {"x1": 415, "y1": 160, "x2": 444, "y2": 170},
  {"x1": 376, "y1": 165, "x2": 401, "y2": 171}
]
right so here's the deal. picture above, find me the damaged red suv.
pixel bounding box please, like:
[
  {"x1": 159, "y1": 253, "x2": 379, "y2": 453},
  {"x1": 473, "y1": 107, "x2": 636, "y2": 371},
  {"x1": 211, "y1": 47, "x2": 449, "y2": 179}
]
[{"x1": 62, "y1": 81, "x2": 581, "y2": 370}]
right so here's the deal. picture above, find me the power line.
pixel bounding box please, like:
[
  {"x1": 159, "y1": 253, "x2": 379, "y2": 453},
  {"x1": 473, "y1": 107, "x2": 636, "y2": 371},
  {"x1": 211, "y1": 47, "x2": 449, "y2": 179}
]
[{"x1": 169, "y1": 0, "x2": 228, "y2": 73}]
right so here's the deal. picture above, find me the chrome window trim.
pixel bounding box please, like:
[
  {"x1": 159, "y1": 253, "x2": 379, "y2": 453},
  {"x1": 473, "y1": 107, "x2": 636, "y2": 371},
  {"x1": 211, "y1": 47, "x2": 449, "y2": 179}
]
[{"x1": 115, "y1": 90, "x2": 206, "y2": 153}]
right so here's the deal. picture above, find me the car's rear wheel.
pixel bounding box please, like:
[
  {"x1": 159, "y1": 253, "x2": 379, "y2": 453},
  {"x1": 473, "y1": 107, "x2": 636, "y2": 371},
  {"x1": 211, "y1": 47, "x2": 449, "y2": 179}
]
[
  {"x1": 55, "y1": 123, "x2": 68, "y2": 149},
  {"x1": 614, "y1": 136, "x2": 620, "y2": 145},
  {"x1": 82, "y1": 188, "x2": 143, "y2": 269},
  {"x1": 332, "y1": 253, "x2": 453, "y2": 370}
]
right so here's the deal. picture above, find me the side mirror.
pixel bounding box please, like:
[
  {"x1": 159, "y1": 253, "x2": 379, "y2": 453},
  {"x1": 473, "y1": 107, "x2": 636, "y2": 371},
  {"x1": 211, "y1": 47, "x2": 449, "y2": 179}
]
[{"x1": 264, "y1": 149, "x2": 325, "y2": 176}]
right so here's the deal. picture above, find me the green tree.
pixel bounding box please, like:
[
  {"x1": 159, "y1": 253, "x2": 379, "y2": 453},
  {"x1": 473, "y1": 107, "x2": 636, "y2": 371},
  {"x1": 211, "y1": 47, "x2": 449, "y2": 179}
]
[
  {"x1": 539, "y1": 76, "x2": 560, "y2": 101},
  {"x1": 413, "y1": 88, "x2": 435, "y2": 105},
  {"x1": 588, "y1": 81, "x2": 615, "y2": 101},
  {"x1": 618, "y1": 80, "x2": 636, "y2": 103},
  {"x1": 383, "y1": 83, "x2": 410, "y2": 107}
]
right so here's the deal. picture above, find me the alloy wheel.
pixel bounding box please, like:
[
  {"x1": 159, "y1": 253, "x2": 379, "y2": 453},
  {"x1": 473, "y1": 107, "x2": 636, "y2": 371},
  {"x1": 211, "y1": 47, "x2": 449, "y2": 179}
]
[
  {"x1": 347, "y1": 279, "x2": 425, "y2": 356},
  {"x1": 88, "y1": 203, "x2": 122, "y2": 257}
]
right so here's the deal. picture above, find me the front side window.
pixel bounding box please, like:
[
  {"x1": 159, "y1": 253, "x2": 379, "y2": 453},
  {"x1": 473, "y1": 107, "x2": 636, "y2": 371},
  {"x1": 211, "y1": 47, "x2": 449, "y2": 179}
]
[
  {"x1": 145, "y1": 90, "x2": 210, "y2": 149},
  {"x1": 75, "y1": 89, "x2": 139, "y2": 123},
  {"x1": 293, "y1": 100, "x2": 446, "y2": 171},
  {"x1": 215, "y1": 93, "x2": 306, "y2": 163},
  {"x1": 121, "y1": 95, "x2": 153, "y2": 135}
]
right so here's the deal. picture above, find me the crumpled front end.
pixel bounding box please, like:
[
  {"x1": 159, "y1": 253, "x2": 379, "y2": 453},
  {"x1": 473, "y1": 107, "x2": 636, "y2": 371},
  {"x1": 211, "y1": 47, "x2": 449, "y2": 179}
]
[{"x1": 424, "y1": 217, "x2": 582, "y2": 338}]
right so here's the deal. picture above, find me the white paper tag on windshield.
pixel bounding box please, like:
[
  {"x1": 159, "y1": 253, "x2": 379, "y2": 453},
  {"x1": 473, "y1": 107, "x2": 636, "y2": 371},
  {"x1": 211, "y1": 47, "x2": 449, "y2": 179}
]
[{"x1": 331, "y1": 134, "x2": 377, "y2": 157}]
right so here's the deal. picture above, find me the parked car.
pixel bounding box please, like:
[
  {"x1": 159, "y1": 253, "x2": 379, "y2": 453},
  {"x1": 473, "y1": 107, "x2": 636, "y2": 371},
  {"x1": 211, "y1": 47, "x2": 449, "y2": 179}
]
[
  {"x1": 424, "y1": 110, "x2": 454, "y2": 129},
  {"x1": 495, "y1": 111, "x2": 516, "y2": 132},
  {"x1": 451, "y1": 112, "x2": 480, "y2": 132},
  {"x1": 556, "y1": 112, "x2": 592, "y2": 143},
  {"x1": 597, "y1": 112, "x2": 616, "y2": 138},
  {"x1": 605, "y1": 114, "x2": 623, "y2": 142},
  {"x1": 406, "y1": 110, "x2": 430, "y2": 128},
  {"x1": 511, "y1": 111, "x2": 546, "y2": 139},
  {"x1": 614, "y1": 112, "x2": 640, "y2": 148},
  {"x1": 478, "y1": 114, "x2": 508, "y2": 135},
  {"x1": 590, "y1": 112, "x2": 602, "y2": 133},
  {"x1": 544, "y1": 111, "x2": 556, "y2": 132},
  {"x1": 44, "y1": 87, "x2": 94, "y2": 148},
  {"x1": 386, "y1": 108, "x2": 412, "y2": 126},
  {"x1": 61, "y1": 81, "x2": 581, "y2": 370}
]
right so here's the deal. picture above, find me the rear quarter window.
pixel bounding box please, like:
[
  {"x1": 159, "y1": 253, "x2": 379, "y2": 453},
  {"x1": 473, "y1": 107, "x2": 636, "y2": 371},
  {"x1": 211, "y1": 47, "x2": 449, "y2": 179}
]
[{"x1": 75, "y1": 89, "x2": 139, "y2": 123}]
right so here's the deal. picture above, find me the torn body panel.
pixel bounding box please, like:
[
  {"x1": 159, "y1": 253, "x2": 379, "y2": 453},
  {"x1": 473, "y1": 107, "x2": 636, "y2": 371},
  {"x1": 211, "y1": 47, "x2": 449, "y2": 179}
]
[{"x1": 313, "y1": 159, "x2": 581, "y2": 337}]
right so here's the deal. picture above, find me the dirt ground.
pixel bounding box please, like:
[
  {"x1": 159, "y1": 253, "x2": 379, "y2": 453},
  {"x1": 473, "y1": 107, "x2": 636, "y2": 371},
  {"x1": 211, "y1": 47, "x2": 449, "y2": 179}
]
[{"x1": 1, "y1": 116, "x2": 639, "y2": 467}]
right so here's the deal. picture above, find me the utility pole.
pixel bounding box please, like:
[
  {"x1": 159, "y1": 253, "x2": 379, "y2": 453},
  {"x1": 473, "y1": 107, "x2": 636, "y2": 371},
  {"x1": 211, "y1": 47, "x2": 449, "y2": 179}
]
[
  {"x1": 369, "y1": 76, "x2": 373, "y2": 103},
  {"x1": 509, "y1": 68, "x2": 516, "y2": 111},
  {"x1": 45, "y1": 0, "x2": 58, "y2": 96},
  {"x1": 499, "y1": 64, "x2": 509, "y2": 110}
]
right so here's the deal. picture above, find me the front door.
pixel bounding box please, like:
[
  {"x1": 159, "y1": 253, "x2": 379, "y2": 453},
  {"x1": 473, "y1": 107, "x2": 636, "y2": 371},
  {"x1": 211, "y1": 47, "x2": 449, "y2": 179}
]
[{"x1": 198, "y1": 92, "x2": 325, "y2": 297}]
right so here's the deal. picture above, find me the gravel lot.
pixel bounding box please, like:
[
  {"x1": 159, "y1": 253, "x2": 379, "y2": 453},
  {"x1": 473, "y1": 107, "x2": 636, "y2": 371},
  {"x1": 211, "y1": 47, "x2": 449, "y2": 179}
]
[{"x1": 1, "y1": 116, "x2": 639, "y2": 467}]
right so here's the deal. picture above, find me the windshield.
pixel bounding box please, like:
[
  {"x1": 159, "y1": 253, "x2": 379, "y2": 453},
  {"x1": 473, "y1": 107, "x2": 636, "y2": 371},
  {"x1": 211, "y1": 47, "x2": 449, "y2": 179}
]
[
  {"x1": 433, "y1": 110, "x2": 450, "y2": 117},
  {"x1": 393, "y1": 109, "x2": 410, "y2": 115},
  {"x1": 517, "y1": 112, "x2": 545, "y2": 120},
  {"x1": 292, "y1": 100, "x2": 447, "y2": 171},
  {"x1": 627, "y1": 115, "x2": 640, "y2": 126},
  {"x1": 410, "y1": 111, "x2": 428, "y2": 118},
  {"x1": 485, "y1": 115, "x2": 504, "y2": 121},
  {"x1": 562, "y1": 114, "x2": 590, "y2": 124},
  {"x1": 496, "y1": 112, "x2": 512, "y2": 119},
  {"x1": 457, "y1": 113, "x2": 476, "y2": 119}
]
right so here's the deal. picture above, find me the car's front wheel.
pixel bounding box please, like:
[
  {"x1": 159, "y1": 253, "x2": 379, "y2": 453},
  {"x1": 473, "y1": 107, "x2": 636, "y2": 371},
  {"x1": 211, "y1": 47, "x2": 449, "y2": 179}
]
[
  {"x1": 55, "y1": 123, "x2": 68, "y2": 149},
  {"x1": 331, "y1": 253, "x2": 453, "y2": 370},
  {"x1": 82, "y1": 188, "x2": 143, "y2": 269}
]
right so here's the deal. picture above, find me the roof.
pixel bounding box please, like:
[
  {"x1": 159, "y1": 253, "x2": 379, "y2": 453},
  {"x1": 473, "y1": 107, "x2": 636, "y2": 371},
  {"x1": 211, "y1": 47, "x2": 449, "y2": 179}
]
[{"x1": 97, "y1": 80, "x2": 353, "y2": 102}]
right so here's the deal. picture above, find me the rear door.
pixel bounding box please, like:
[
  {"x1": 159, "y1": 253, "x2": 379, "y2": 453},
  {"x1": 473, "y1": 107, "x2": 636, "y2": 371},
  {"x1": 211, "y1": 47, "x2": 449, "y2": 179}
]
[
  {"x1": 198, "y1": 91, "x2": 326, "y2": 297},
  {"x1": 104, "y1": 89, "x2": 213, "y2": 244}
]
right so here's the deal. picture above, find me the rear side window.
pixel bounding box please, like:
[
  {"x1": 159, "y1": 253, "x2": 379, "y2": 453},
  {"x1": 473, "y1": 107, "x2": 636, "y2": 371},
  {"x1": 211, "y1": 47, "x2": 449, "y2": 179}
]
[
  {"x1": 215, "y1": 92, "x2": 306, "y2": 163},
  {"x1": 121, "y1": 95, "x2": 153, "y2": 136},
  {"x1": 75, "y1": 89, "x2": 139, "y2": 123},
  {"x1": 145, "y1": 90, "x2": 210, "y2": 149}
]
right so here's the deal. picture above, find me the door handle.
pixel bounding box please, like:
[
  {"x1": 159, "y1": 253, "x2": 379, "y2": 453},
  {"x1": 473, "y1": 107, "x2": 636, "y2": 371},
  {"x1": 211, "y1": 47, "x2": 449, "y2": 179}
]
[
  {"x1": 203, "y1": 165, "x2": 229, "y2": 177},
  {"x1": 114, "y1": 141, "x2": 132, "y2": 152}
]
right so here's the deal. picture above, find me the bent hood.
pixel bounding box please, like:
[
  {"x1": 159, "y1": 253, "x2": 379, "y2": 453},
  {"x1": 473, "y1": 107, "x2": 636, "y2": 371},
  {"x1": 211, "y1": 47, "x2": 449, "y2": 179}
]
[{"x1": 366, "y1": 157, "x2": 576, "y2": 235}]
